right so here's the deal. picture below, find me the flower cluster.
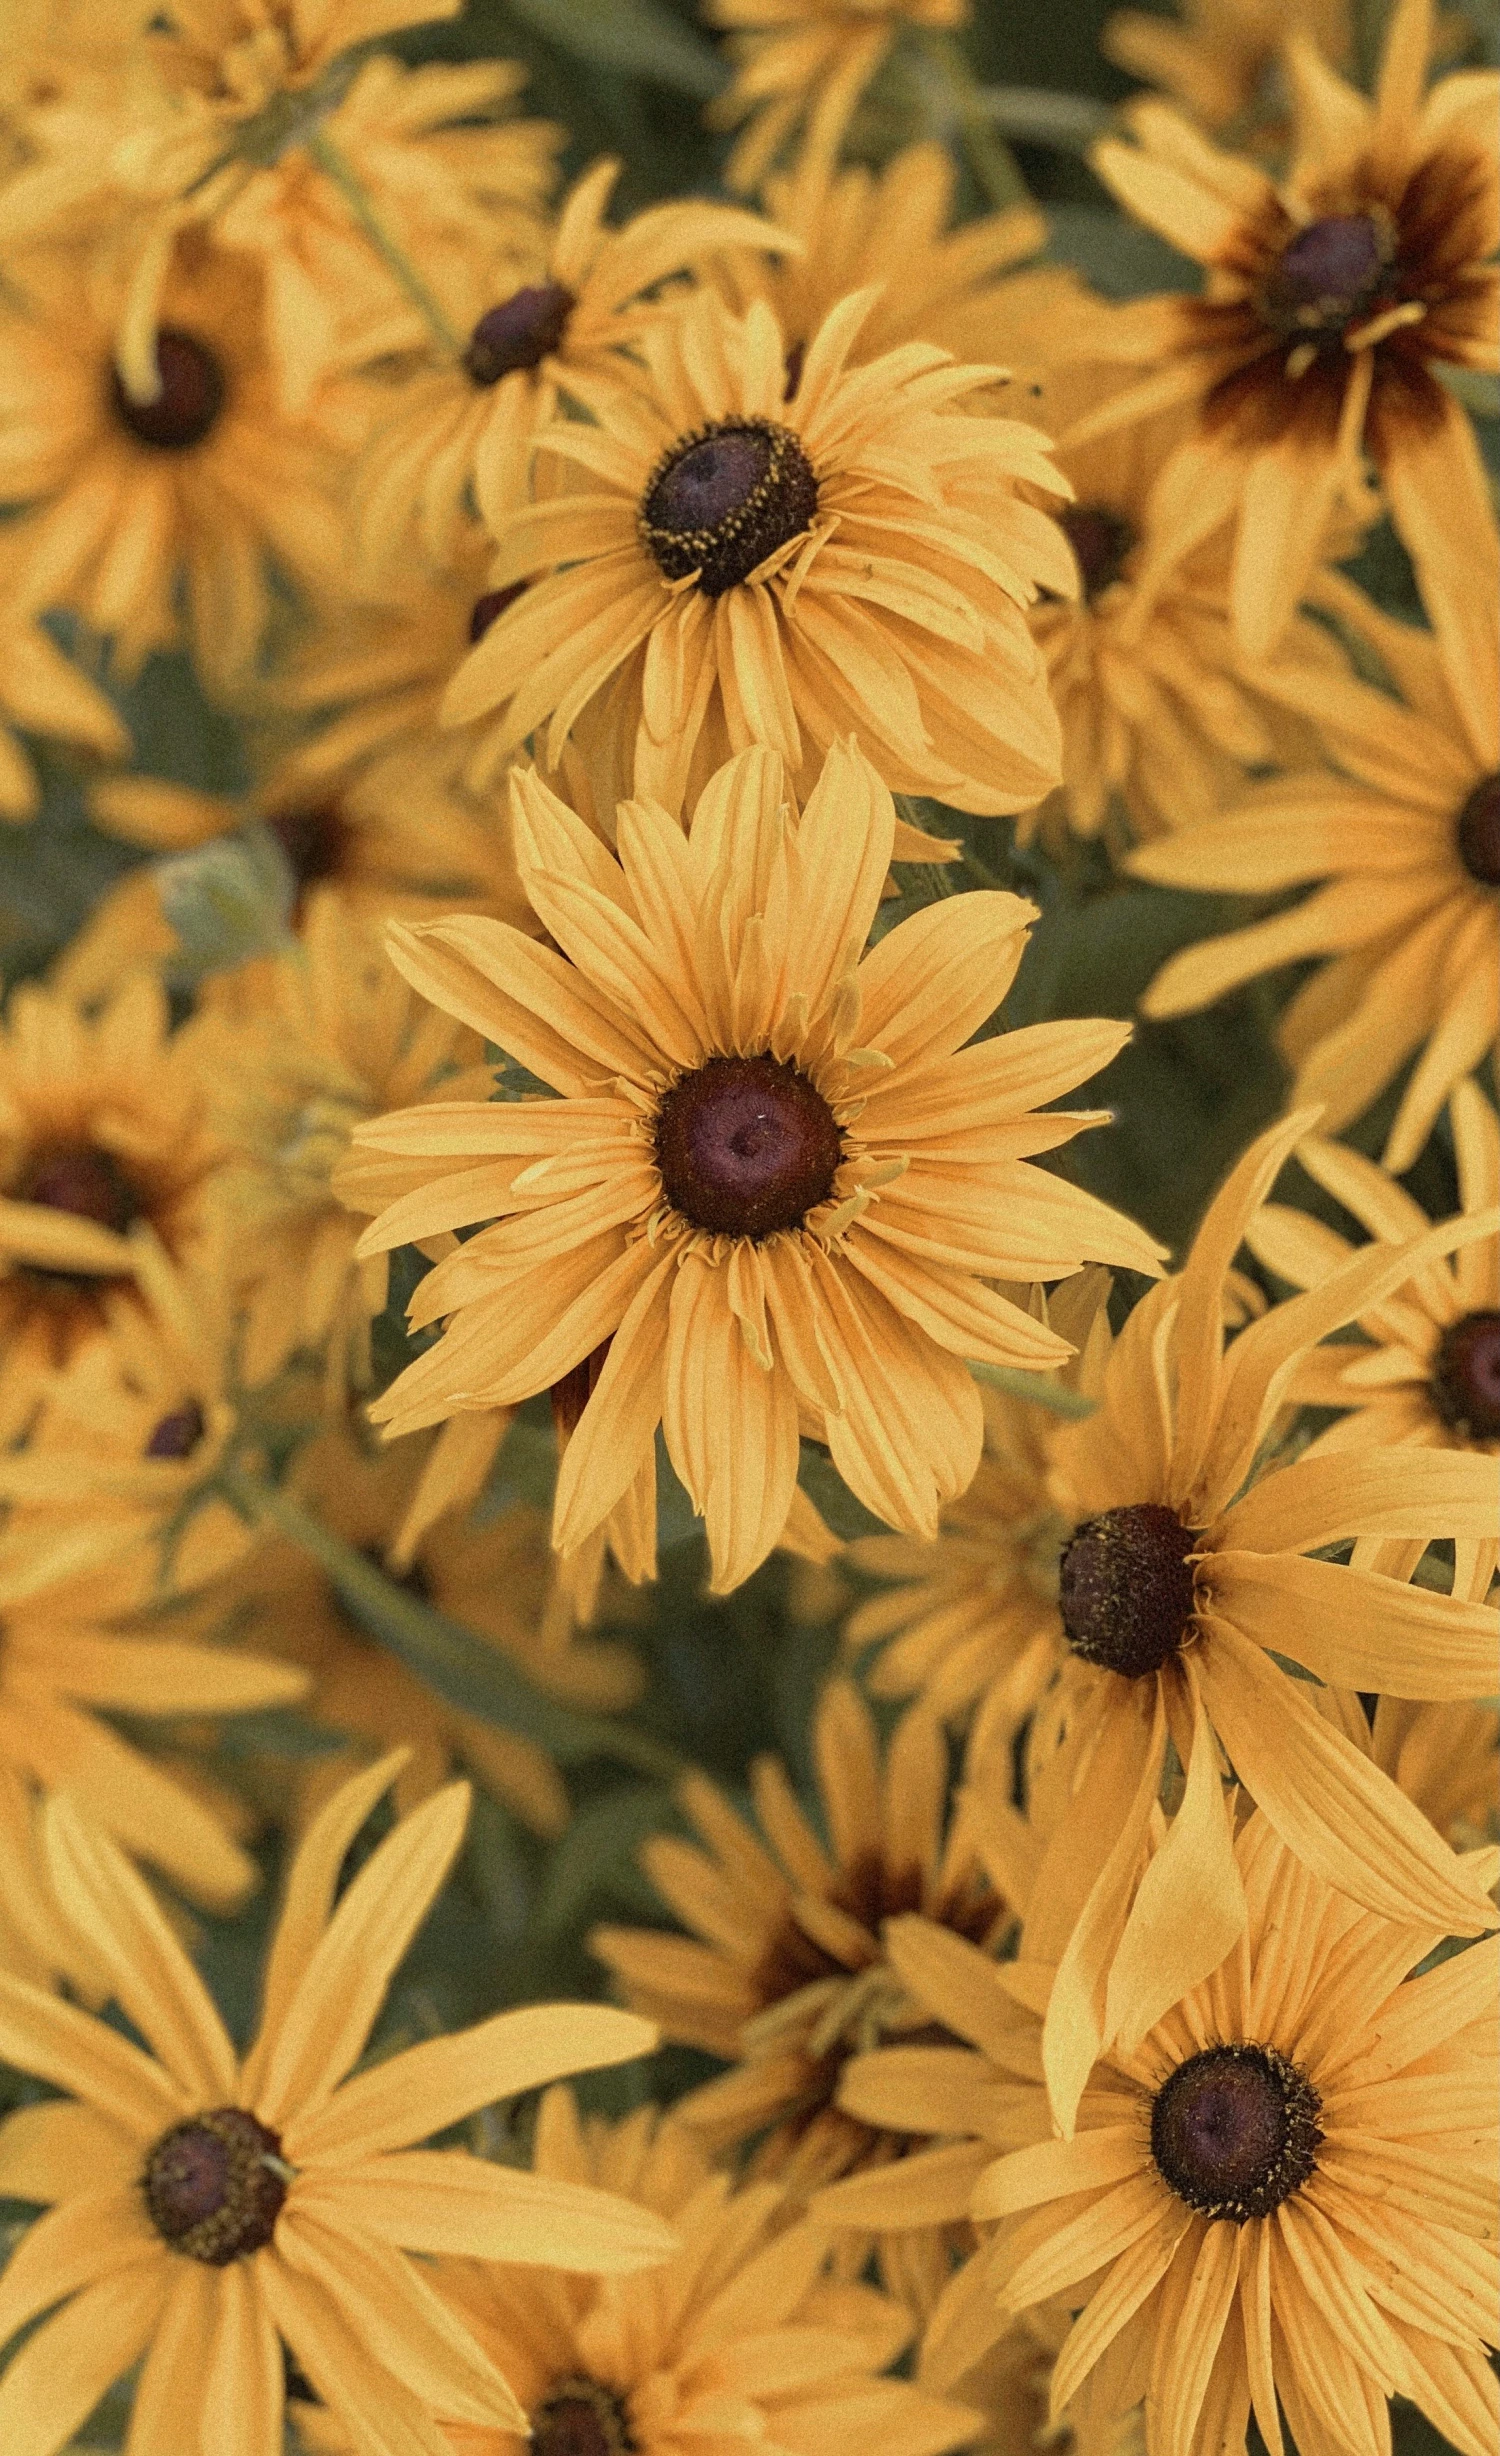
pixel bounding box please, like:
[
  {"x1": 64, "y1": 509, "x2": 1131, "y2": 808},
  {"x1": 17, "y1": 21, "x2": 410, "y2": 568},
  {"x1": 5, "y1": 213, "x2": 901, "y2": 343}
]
[{"x1": 0, "y1": 0, "x2": 1493, "y2": 2452}]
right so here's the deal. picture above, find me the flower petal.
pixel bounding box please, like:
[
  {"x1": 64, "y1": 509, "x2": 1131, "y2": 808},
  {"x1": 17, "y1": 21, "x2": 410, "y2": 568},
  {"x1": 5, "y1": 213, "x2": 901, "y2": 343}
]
[{"x1": 291, "y1": 2152, "x2": 677, "y2": 2268}]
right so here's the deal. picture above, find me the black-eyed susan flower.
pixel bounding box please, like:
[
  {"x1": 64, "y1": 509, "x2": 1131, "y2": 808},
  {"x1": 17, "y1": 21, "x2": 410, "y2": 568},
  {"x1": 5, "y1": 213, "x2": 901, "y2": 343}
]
[
  {"x1": 705, "y1": 0, "x2": 970, "y2": 196},
  {"x1": 593, "y1": 1678, "x2": 1004, "y2": 2312},
  {"x1": 0, "y1": 1761, "x2": 673, "y2": 2456},
  {"x1": 822, "y1": 1815, "x2": 1499, "y2": 2456},
  {"x1": 1130, "y1": 561, "x2": 1500, "y2": 1171},
  {"x1": 1077, "y1": 0, "x2": 1499, "y2": 694},
  {"x1": 1101, "y1": 0, "x2": 1350, "y2": 139},
  {"x1": 441, "y1": 288, "x2": 1073, "y2": 825},
  {"x1": 339, "y1": 742, "x2": 1162, "y2": 1592}
]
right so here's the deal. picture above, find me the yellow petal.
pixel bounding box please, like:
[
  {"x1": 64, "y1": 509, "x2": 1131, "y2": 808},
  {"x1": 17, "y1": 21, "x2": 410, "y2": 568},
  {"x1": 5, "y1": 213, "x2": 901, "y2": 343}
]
[{"x1": 291, "y1": 2152, "x2": 677, "y2": 2268}]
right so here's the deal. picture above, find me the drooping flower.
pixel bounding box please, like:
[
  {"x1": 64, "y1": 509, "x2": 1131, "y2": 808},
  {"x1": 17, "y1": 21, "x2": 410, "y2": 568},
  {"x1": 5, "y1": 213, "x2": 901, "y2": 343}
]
[
  {"x1": 1076, "y1": 0, "x2": 1499, "y2": 696},
  {"x1": 704, "y1": 0, "x2": 970, "y2": 196},
  {"x1": 1130, "y1": 559, "x2": 1500, "y2": 1170},
  {"x1": 0, "y1": 1760, "x2": 673, "y2": 2456},
  {"x1": 441, "y1": 287, "x2": 1073, "y2": 824},
  {"x1": 821, "y1": 1815, "x2": 1500, "y2": 2456},
  {"x1": 593, "y1": 1677, "x2": 1005, "y2": 2312},
  {"x1": 339, "y1": 742, "x2": 1162, "y2": 1592}
]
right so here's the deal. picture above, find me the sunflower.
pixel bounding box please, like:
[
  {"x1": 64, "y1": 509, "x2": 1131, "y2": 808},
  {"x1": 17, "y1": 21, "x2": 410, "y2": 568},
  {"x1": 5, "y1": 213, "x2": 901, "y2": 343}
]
[
  {"x1": 353, "y1": 157, "x2": 791, "y2": 562},
  {"x1": 184, "y1": 1424, "x2": 644, "y2": 1841},
  {"x1": 441, "y1": 286, "x2": 1074, "y2": 825},
  {"x1": 0, "y1": 231, "x2": 349, "y2": 690},
  {"x1": 385, "y1": 2083, "x2": 980, "y2": 2456},
  {"x1": 0, "y1": 973, "x2": 228, "y2": 1443},
  {"x1": 592, "y1": 1677, "x2": 1005, "y2": 2312},
  {"x1": 340, "y1": 742, "x2": 1162, "y2": 1592},
  {"x1": 1074, "y1": 0, "x2": 1499, "y2": 693},
  {"x1": 0, "y1": 1761, "x2": 673, "y2": 2456},
  {"x1": 1130, "y1": 560, "x2": 1500, "y2": 1171},
  {"x1": 881, "y1": 1104, "x2": 1498, "y2": 2135},
  {"x1": 1101, "y1": 0, "x2": 1351, "y2": 139},
  {"x1": 0, "y1": 573, "x2": 130, "y2": 825},
  {"x1": 823, "y1": 1814, "x2": 1500, "y2": 2456},
  {"x1": 704, "y1": 0, "x2": 970, "y2": 196}
]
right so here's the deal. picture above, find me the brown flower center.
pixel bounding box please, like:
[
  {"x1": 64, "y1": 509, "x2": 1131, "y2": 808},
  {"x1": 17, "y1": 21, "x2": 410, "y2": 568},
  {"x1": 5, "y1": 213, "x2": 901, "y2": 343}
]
[
  {"x1": 1059, "y1": 503, "x2": 1134, "y2": 602},
  {"x1": 265, "y1": 800, "x2": 351, "y2": 893},
  {"x1": 15, "y1": 1143, "x2": 139, "y2": 1237},
  {"x1": 469, "y1": 580, "x2": 526, "y2": 643},
  {"x1": 1259, "y1": 211, "x2": 1392, "y2": 342},
  {"x1": 532, "y1": 2378, "x2": 636, "y2": 2456},
  {"x1": 1058, "y1": 1503, "x2": 1198, "y2": 1679},
  {"x1": 640, "y1": 419, "x2": 819, "y2": 596},
  {"x1": 1151, "y1": 2042, "x2": 1322, "y2": 2221},
  {"x1": 655, "y1": 1055, "x2": 841, "y2": 1239},
  {"x1": 463, "y1": 283, "x2": 575, "y2": 386},
  {"x1": 1456, "y1": 773, "x2": 1500, "y2": 885},
  {"x1": 142, "y1": 2107, "x2": 288, "y2": 2263},
  {"x1": 110, "y1": 328, "x2": 226, "y2": 452},
  {"x1": 1430, "y1": 1310, "x2": 1500, "y2": 1440},
  {"x1": 144, "y1": 1400, "x2": 206, "y2": 1459}
]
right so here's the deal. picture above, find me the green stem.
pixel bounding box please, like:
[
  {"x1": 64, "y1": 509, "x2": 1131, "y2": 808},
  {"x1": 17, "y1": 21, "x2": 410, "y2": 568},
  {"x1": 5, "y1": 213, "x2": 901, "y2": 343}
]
[
  {"x1": 305, "y1": 129, "x2": 464, "y2": 356},
  {"x1": 968, "y1": 1362, "x2": 1096, "y2": 1418},
  {"x1": 922, "y1": 32, "x2": 1031, "y2": 211},
  {"x1": 217, "y1": 1463, "x2": 686, "y2": 1784}
]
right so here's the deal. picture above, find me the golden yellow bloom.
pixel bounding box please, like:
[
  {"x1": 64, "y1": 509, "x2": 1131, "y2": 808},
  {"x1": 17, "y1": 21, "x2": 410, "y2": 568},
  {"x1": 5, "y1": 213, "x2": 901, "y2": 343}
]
[
  {"x1": 0, "y1": 973, "x2": 227, "y2": 1442},
  {"x1": 1131, "y1": 563, "x2": 1500, "y2": 1171},
  {"x1": 420, "y1": 2082, "x2": 981, "y2": 2456},
  {"x1": 705, "y1": 0, "x2": 969, "y2": 195},
  {"x1": 1102, "y1": 0, "x2": 1350, "y2": 137},
  {"x1": 354, "y1": 157, "x2": 791, "y2": 559},
  {"x1": 1078, "y1": 0, "x2": 1499, "y2": 693},
  {"x1": 185, "y1": 1425, "x2": 644, "y2": 1841},
  {"x1": 0, "y1": 233, "x2": 348, "y2": 689},
  {"x1": 0, "y1": 564, "x2": 129, "y2": 824},
  {"x1": 1358, "y1": 1694, "x2": 1500, "y2": 1854},
  {"x1": 823, "y1": 1815, "x2": 1500, "y2": 2456},
  {"x1": 593, "y1": 1677, "x2": 1003, "y2": 2312},
  {"x1": 0, "y1": 1762, "x2": 672, "y2": 2456},
  {"x1": 442, "y1": 287, "x2": 1073, "y2": 824},
  {"x1": 341, "y1": 743, "x2": 1161, "y2": 1591}
]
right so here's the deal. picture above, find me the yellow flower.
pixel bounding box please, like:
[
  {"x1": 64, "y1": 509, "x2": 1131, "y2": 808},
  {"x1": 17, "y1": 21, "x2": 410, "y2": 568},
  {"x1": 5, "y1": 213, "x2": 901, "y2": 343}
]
[
  {"x1": 0, "y1": 1761, "x2": 673, "y2": 2456},
  {"x1": 342, "y1": 742, "x2": 1161, "y2": 1592},
  {"x1": 822, "y1": 1816, "x2": 1500, "y2": 2456},
  {"x1": 354, "y1": 157, "x2": 793, "y2": 559},
  {"x1": 704, "y1": 0, "x2": 970, "y2": 196},
  {"x1": 1077, "y1": 0, "x2": 1499, "y2": 695},
  {"x1": 420, "y1": 2083, "x2": 980, "y2": 2456},
  {"x1": 0, "y1": 561, "x2": 129, "y2": 824},
  {"x1": 1356, "y1": 1695, "x2": 1500, "y2": 1855},
  {"x1": 593, "y1": 1677, "x2": 1003, "y2": 2313},
  {"x1": 0, "y1": 973, "x2": 227, "y2": 1443},
  {"x1": 1102, "y1": 0, "x2": 1350, "y2": 138},
  {"x1": 441, "y1": 286, "x2": 1073, "y2": 824},
  {"x1": 183, "y1": 1424, "x2": 644, "y2": 1841},
  {"x1": 1130, "y1": 562, "x2": 1500, "y2": 1172},
  {"x1": 0, "y1": 232, "x2": 349, "y2": 689}
]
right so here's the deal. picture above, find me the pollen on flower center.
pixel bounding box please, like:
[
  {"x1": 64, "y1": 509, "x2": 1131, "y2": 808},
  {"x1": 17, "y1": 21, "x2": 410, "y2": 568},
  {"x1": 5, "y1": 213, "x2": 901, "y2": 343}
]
[
  {"x1": 1151, "y1": 2042, "x2": 1323, "y2": 2221},
  {"x1": 1430, "y1": 1310, "x2": 1500, "y2": 1439},
  {"x1": 639, "y1": 418, "x2": 819, "y2": 596},
  {"x1": 463, "y1": 283, "x2": 576, "y2": 386},
  {"x1": 1057, "y1": 1503, "x2": 1198, "y2": 1678},
  {"x1": 1059, "y1": 503, "x2": 1135, "y2": 601},
  {"x1": 531, "y1": 2376, "x2": 637, "y2": 2456},
  {"x1": 144, "y1": 1400, "x2": 206, "y2": 1459},
  {"x1": 654, "y1": 1054, "x2": 842, "y2": 1239},
  {"x1": 1455, "y1": 772, "x2": 1500, "y2": 884},
  {"x1": 142, "y1": 2106, "x2": 288, "y2": 2263},
  {"x1": 1260, "y1": 212, "x2": 1392, "y2": 340},
  {"x1": 109, "y1": 327, "x2": 227, "y2": 452},
  {"x1": 15, "y1": 1143, "x2": 139, "y2": 1236}
]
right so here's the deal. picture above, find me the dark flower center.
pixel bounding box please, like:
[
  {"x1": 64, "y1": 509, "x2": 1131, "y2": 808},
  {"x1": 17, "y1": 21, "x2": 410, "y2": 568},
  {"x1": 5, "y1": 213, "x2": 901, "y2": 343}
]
[
  {"x1": 1430, "y1": 1310, "x2": 1500, "y2": 1439},
  {"x1": 1456, "y1": 772, "x2": 1500, "y2": 885},
  {"x1": 266, "y1": 800, "x2": 350, "y2": 892},
  {"x1": 142, "y1": 2107, "x2": 288, "y2": 2263},
  {"x1": 463, "y1": 283, "x2": 575, "y2": 386},
  {"x1": 1260, "y1": 212, "x2": 1391, "y2": 340},
  {"x1": 110, "y1": 327, "x2": 226, "y2": 452},
  {"x1": 144, "y1": 1400, "x2": 206, "y2": 1460},
  {"x1": 639, "y1": 419, "x2": 819, "y2": 596},
  {"x1": 1058, "y1": 1503, "x2": 1198, "y2": 1679},
  {"x1": 1151, "y1": 2042, "x2": 1322, "y2": 2221},
  {"x1": 1059, "y1": 503, "x2": 1135, "y2": 602},
  {"x1": 655, "y1": 1055, "x2": 842, "y2": 1239},
  {"x1": 469, "y1": 581, "x2": 526, "y2": 644},
  {"x1": 532, "y1": 2377, "x2": 636, "y2": 2456},
  {"x1": 15, "y1": 1144, "x2": 138, "y2": 1237},
  {"x1": 551, "y1": 1339, "x2": 610, "y2": 1439}
]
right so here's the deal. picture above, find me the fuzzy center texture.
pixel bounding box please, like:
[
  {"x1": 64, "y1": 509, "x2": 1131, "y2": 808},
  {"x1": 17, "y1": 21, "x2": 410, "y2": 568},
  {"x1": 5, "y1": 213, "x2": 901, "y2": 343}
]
[
  {"x1": 654, "y1": 1054, "x2": 842, "y2": 1239},
  {"x1": 1260, "y1": 212, "x2": 1391, "y2": 340},
  {"x1": 1456, "y1": 773, "x2": 1500, "y2": 885},
  {"x1": 1060, "y1": 503, "x2": 1135, "y2": 601},
  {"x1": 1058, "y1": 1502, "x2": 1198, "y2": 1678},
  {"x1": 1430, "y1": 1310, "x2": 1500, "y2": 1439},
  {"x1": 111, "y1": 328, "x2": 226, "y2": 451},
  {"x1": 1151, "y1": 2042, "x2": 1323, "y2": 2220},
  {"x1": 531, "y1": 2377, "x2": 636, "y2": 2456},
  {"x1": 16, "y1": 1143, "x2": 139, "y2": 1236},
  {"x1": 142, "y1": 2107, "x2": 288, "y2": 2263},
  {"x1": 463, "y1": 283, "x2": 575, "y2": 385},
  {"x1": 144, "y1": 1400, "x2": 206, "y2": 1459},
  {"x1": 639, "y1": 419, "x2": 819, "y2": 596}
]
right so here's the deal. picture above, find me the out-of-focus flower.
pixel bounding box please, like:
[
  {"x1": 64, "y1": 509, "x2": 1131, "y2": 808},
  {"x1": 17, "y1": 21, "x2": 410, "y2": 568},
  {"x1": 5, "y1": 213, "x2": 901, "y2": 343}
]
[
  {"x1": 705, "y1": 0, "x2": 970, "y2": 196},
  {"x1": 0, "y1": 1762, "x2": 672, "y2": 2455},
  {"x1": 0, "y1": 577, "x2": 129, "y2": 825},
  {"x1": 1130, "y1": 561, "x2": 1500, "y2": 1172},
  {"x1": 341, "y1": 743, "x2": 1161, "y2": 1591},
  {"x1": 1102, "y1": 0, "x2": 1350, "y2": 138}
]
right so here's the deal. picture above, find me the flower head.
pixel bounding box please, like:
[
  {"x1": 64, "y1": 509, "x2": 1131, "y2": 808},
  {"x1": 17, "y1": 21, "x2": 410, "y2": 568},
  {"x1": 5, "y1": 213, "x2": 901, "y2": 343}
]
[
  {"x1": 705, "y1": 0, "x2": 970, "y2": 196},
  {"x1": 0, "y1": 573, "x2": 129, "y2": 824},
  {"x1": 0, "y1": 1758, "x2": 672, "y2": 2456},
  {"x1": 341, "y1": 741, "x2": 1161, "y2": 1592},
  {"x1": 1102, "y1": 0, "x2": 1351, "y2": 139}
]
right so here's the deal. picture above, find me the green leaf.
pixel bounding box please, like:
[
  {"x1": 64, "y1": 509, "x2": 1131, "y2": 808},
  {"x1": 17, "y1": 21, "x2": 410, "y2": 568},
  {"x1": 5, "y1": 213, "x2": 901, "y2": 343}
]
[
  {"x1": 969, "y1": 1362, "x2": 1096, "y2": 1417},
  {"x1": 795, "y1": 1444, "x2": 885, "y2": 1540},
  {"x1": 156, "y1": 824, "x2": 295, "y2": 976},
  {"x1": 534, "y1": 1784, "x2": 679, "y2": 1933},
  {"x1": 504, "y1": 0, "x2": 726, "y2": 96}
]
